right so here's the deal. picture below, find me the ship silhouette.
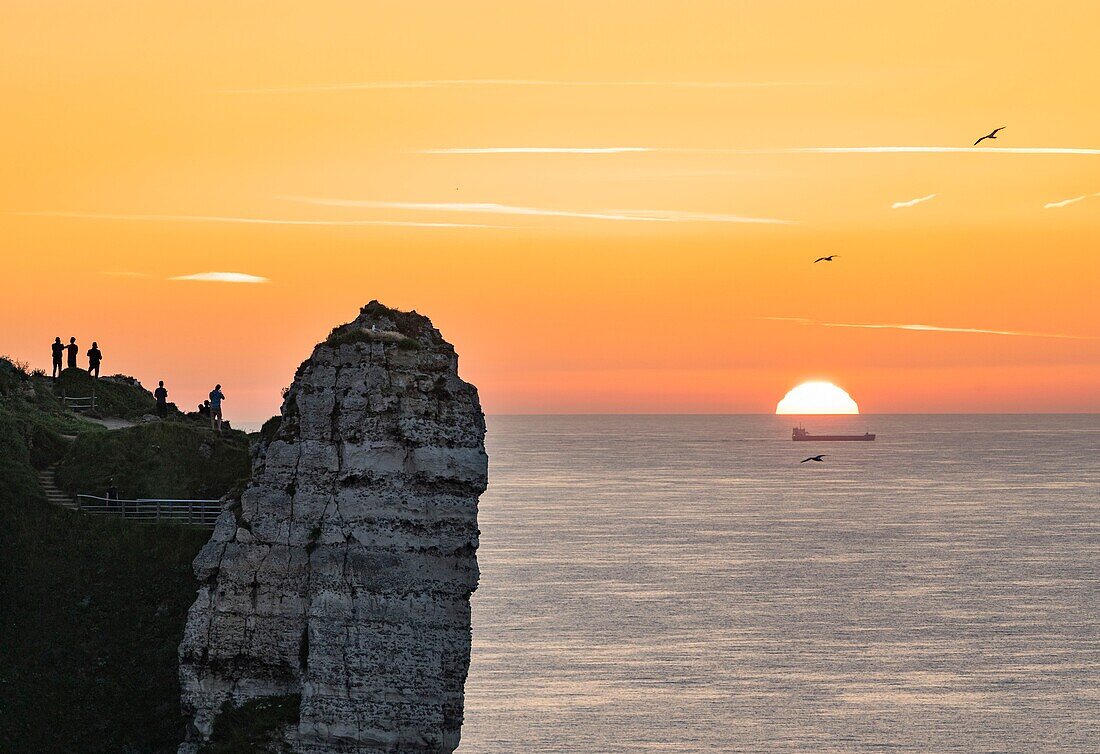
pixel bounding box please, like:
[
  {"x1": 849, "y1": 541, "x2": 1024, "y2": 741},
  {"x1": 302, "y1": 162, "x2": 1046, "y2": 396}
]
[{"x1": 792, "y1": 425, "x2": 875, "y2": 442}]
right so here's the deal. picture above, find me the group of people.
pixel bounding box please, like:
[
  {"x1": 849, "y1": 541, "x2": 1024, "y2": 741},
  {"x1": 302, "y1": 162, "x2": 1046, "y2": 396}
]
[
  {"x1": 51, "y1": 336, "x2": 102, "y2": 379},
  {"x1": 50, "y1": 336, "x2": 227, "y2": 432},
  {"x1": 152, "y1": 380, "x2": 227, "y2": 432}
]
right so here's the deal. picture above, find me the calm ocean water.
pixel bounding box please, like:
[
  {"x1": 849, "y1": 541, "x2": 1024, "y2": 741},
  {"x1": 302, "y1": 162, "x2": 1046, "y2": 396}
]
[{"x1": 462, "y1": 415, "x2": 1100, "y2": 753}]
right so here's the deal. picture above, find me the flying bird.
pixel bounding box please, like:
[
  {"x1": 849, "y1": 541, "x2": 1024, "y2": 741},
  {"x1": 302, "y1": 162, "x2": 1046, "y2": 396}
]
[
  {"x1": 814, "y1": 255, "x2": 839, "y2": 263},
  {"x1": 801, "y1": 455, "x2": 826, "y2": 463},
  {"x1": 973, "y1": 127, "x2": 1006, "y2": 146}
]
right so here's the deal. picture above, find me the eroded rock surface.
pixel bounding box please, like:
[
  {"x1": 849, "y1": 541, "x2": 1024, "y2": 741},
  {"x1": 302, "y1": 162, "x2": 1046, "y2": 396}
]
[{"x1": 178, "y1": 302, "x2": 486, "y2": 753}]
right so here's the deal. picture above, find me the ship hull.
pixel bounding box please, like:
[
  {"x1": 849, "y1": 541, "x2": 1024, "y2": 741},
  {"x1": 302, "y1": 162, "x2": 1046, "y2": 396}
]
[{"x1": 793, "y1": 434, "x2": 875, "y2": 441}]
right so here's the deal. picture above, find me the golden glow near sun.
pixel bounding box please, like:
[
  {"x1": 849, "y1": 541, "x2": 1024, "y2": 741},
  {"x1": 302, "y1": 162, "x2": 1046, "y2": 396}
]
[{"x1": 776, "y1": 382, "x2": 860, "y2": 415}]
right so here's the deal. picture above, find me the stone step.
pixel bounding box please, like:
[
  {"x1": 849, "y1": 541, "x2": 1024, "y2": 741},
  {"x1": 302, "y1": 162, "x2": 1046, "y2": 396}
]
[{"x1": 37, "y1": 463, "x2": 75, "y2": 508}]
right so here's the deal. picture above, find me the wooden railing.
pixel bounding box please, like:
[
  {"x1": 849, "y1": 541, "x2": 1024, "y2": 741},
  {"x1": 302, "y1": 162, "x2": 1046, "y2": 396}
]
[
  {"x1": 76, "y1": 495, "x2": 222, "y2": 528},
  {"x1": 63, "y1": 395, "x2": 96, "y2": 411}
]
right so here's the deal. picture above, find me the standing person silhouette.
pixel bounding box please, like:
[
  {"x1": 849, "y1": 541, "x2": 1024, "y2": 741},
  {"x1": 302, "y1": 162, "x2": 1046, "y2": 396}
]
[
  {"x1": 51, "y1": 337, "x2": 64, "y2": 379},
  {"x1": 154, "y1": 380, "x2": 169, "y2": 418},
  {"x1": 209, "y1": 384, "x2": 225, "y2": 432},
  {"x1": 65, "y1": 337, "x2": 79, "y2": 370},
  {"x1": 87, "y1": 342, "x2": 103, "y2": 379}
]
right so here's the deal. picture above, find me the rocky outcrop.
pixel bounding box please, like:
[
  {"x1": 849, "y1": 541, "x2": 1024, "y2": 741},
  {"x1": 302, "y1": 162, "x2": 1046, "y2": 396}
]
[{"x1": 178, "y1": 302, "x2": 487, "y2": 753}]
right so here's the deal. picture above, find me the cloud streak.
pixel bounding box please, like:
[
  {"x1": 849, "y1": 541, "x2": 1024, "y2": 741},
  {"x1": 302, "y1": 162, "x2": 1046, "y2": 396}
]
[
  {"x1": 1044, "y1": 192, "x2": 1099, "y2": 209},
  {"x1": 221, "y1": 79, "x2": 807, "y2": 94},
  {"x1": 420, "y1": 147, "x2": 650, "y2": 154},
  {"x1": 14, "y1": 211, "x2": 498, "y2": 229},
  {"x1": 170, "y1": 272, "x2": 270, "y2": 284},
  {"x1": 763, "y1": 317, "x2": 1095, "y2": 340},
  {"x1": 892, "y1": 193, "x2": 937, "y2": 209},
  {"x1": 282, "y1": 197, "x2": 793, "y2": 225},
  {"x1": 1044, "y1": 195, "x2": 1087, "y2": 209}
]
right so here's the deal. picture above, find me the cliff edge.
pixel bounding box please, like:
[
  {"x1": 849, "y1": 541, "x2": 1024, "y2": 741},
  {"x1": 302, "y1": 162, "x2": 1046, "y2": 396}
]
[{"x1": 178, "y1": 302, "x2": 487, "y2": 753}]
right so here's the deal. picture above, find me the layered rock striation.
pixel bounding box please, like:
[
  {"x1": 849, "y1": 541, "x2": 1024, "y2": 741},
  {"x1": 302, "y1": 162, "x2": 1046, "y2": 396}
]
[{"x1": 178, "y1": 302, "x2": 487, "y2": 753}]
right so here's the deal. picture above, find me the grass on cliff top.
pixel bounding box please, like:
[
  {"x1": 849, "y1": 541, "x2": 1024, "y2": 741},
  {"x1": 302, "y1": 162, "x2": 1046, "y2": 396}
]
[
  {"x1": 358, "y1": 299, "x2": 438, "y2": 339},
  {"x1": 0, "y1": 399, "x2": 98, "y2": 469},
  {"x1": 0, "y1": 404, "x2": 209, "y2": 753},
  {"x1": 56, "y1": 421, "x2": 251, "y2": 500},
  {"x1": 325, "y1": 325, "x2": 421, "y2": 351},
  {"x1": 53, "y1": 367, "x2": 172, "y2": 420},
  {"x1": 0, "y1": 359, "x2": 106, "y2": 438}
]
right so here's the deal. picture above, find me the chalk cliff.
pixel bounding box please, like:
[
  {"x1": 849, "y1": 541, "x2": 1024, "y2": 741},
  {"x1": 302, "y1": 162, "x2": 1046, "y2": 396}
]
[{"x1": 178, "y1": 302, "x2": 487, "y2": 753}]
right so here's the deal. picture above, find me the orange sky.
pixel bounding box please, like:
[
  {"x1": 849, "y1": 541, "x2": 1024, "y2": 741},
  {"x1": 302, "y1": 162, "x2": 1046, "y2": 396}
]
[{"x1": 2, "y1": 1, "x2": 1099, "y2": 421}]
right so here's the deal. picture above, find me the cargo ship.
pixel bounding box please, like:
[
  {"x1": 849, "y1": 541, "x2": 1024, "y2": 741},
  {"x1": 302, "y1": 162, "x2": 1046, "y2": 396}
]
[{"x1": 792, "y1": 426, "x2": 875, "y2": 442}]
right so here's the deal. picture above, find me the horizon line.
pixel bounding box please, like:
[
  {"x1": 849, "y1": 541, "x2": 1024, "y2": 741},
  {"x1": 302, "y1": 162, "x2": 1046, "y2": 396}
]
[
  {"x1": 226, "y1": 411, "x2": 1100, "y2": 424},
  {"x1": 421, "y1": 145, "x2": 1100, "y2": 156}
]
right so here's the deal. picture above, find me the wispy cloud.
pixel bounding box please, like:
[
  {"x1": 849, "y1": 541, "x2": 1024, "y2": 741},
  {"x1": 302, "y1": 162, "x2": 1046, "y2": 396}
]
[
  {"x1": 1044, "y1": 192, "x2": 1100, "y2": 209},
  {"x1": 420, "y1": 147, "x2": 650, "y2": 155},
  {"x1": 892, "y1": 193, "x2": 937, "y2": 209},
  {"x1": 594, "y1": 168, "x2": 786, "y2": 180},
  {"x1": 1044, "y1": 195, "x2": 1087, "y2": 209},
  {"x1": 169, "y1": 272, "x2": 270, "y2": 284},
  {"x1": 763, "y1": 317, "x2": 1095, "y2": 340},
  {"x1": 282, "y1": 197, "x2": 793, "y2": 225},
  {"x1": 100, "y1": 270, "x2": 269, "y2": 284},
  {"x1": 221, "y1": 79, "x2": 808, "y2": 94},
  {"x1": 14, "y1": 211, "x2": 497, "y2": 229}
]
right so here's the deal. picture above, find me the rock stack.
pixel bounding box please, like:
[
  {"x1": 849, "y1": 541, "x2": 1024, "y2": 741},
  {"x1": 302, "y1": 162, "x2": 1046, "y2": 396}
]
[{"x1": 178, "y1": 302, "x2": 487, "y2": 753}]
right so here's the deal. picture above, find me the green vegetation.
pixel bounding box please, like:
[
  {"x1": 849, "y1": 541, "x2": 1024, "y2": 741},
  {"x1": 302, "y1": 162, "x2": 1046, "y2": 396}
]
[
  {"x1": 323, "y1": 301, "x2": 436, "y2": 353},
  {"x1": 57, "y1": 421, "x2": 251, "y2": 500},
  {"x1": 0, "y1": 359, "x2": 106, "y2": 438},
  {"x1": 325, "y1": 325, "x2": 421, "y2": 351},
  {"x1": 359, "y1": 299, "x2": 433, "y2": 340},
  {"x1": 0, "y1": 362, "x2": 210, "y2": 752},
  {"x1": 55, "y1": 367, "x2": 170, "y2": 420},
  {"x1": 200, "y1": 694, "x2": 301, "y2": 753},
  {"x1": 258, "y1": 414, "x2": 283, "y2": 446},
  {"x1": 0, "y1": 356, "x2": 25, "y2": 395}
]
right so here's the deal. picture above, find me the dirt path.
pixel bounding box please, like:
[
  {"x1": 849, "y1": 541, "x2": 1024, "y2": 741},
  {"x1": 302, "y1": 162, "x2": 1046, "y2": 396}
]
[{"x1": 86, "y1": 416, "x2": 136, "y2": 430}]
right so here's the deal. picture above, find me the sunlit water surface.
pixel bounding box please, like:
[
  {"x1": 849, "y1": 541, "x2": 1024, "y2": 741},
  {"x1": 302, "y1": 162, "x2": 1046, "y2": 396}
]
[{"x1": 462, "y1": 415, "x2": 1099, "y2": 753}]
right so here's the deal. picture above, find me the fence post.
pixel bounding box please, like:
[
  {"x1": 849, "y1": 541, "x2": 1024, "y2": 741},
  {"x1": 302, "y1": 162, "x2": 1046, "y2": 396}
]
[{"x1": 76, "y1": 496, "x2": 219, "y2": 528}]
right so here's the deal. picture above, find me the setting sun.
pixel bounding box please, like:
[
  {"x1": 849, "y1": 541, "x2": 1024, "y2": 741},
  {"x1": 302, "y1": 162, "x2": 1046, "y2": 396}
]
[{"x1": 776, "y1": 381, "x2": 860, "y2": 415}]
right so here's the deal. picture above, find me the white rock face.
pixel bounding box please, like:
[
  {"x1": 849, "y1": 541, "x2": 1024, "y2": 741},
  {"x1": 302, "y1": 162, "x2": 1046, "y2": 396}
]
[{"x1": 178, "y1": 302, "x2": 486, "y2": 753}]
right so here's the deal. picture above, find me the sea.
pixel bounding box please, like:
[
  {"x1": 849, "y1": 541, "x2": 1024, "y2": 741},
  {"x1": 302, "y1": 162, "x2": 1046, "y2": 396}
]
[{"x1": 462, "y1": 415, "x2": 1100, "y2": 753}]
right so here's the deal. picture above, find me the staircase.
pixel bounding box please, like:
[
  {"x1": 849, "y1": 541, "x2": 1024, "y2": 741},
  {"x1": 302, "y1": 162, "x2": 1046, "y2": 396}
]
[{"x1": 38, "y1": 463, "x2": 78, "y2": 510}]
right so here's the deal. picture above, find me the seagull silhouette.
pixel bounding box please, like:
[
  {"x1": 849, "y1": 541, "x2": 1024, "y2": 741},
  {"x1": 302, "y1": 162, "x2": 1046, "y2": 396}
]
[
  {"x1": 801, "y1": 455, "x2": 826, "y2": 463},
  {"x1": 814, "y1": 255, "x2": 839, "y2": 263},
  {"x1": 973, "y1": 127, "x2": 1006, "y2": 146}
]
